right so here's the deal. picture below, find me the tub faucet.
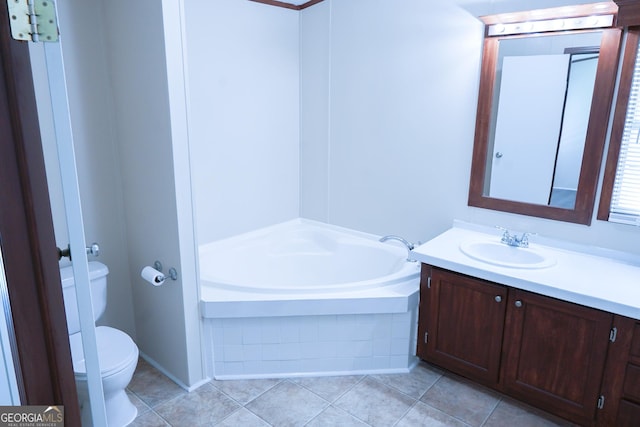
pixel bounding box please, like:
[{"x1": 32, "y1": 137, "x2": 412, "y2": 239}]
[{"x1": 379, "y1": 235, "x2": 416, "y2": 261}]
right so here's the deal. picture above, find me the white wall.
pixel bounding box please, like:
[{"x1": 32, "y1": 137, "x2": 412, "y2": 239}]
[
  {"x1": 101, "y1": 0, "x2": 204, "y2": 387},
  {"x1": 300, "y1": 1, "x2": 331, "y2": 221},
  {"x1": 186, "y1": 0, "x2": 301, "y2": 244},
  {"x1": 300, "y1": 0, "x2": 484, "y2": 240},
  {"x1": 300, "y1": 0, "x2": 640, "y2": 254},
  {"x1": 29, "y1": 0, "x2": 136, "y2": 338}
]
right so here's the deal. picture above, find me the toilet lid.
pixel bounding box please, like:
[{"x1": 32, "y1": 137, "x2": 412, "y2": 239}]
[{"x1": 70, "y1": 326, "x2": 138, "y2": 379}]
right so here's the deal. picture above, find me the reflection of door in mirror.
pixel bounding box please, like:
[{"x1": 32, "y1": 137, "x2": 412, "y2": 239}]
[
  {"x1": 550, "y1": 50, "x2": 599, "y2": 209},
  {"x1": 489, "y1": 54, "x2": 569, "y2": 205},
  {"x1": 485, "y1": 32, "x2": 603, "y2": 208}
]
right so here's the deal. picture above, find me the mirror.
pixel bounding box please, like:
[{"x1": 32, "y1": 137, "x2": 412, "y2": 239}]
[{"x1": 468, "y1": 7, "x2": 622, "y2": 225}]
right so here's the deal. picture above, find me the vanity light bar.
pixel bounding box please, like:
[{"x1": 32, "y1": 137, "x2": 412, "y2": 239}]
[{"x1": 487, "y1": 14, "x2": 614, "y2": 37}]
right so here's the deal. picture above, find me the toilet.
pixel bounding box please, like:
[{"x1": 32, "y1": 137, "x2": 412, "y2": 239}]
[{"x1": 60, "y1": 262, "x2": 139, "y2": 427}]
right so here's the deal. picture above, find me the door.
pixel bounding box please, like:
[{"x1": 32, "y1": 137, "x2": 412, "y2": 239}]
[
  {"x1": 502, "y1": 289, "x2": 612, "y2": 425},
  {"x1": 1, "y1": 2, "x2": 107, "y2": 425},
  {"x1": 0, "y1": 3, "x2": 79, "y2": 420},
  {"x1": 418, "y1": 266, "x2": 507, "y2": 386},
  {"x1": 490, "y1": 54, "x2": 570, "y2": 204}
]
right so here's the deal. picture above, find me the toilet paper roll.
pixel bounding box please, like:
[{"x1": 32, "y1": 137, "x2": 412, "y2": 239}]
[{"x1": 141, "y1": 266, "x2": 166, "y2": 286}]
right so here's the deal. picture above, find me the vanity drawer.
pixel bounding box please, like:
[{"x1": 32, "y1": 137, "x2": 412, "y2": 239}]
[
  {"x1": 630, "y1": 323, "x2": 640, "y2": 358},
  {"x1": 623, "y1": 364, "x2": 640, "y2": 401},
  {"x1": 617, "y1": 399, "x2": 640, "y2": 427}
]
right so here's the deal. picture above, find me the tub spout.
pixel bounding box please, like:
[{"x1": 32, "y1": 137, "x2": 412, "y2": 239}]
[{"x1": 379, "y1": 235, "x2": 416, "y2": 262}]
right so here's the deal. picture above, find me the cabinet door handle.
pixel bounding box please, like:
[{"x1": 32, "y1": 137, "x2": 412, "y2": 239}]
[
  {"x1": 495, "y1": 296, "x2": 502, "y2": 303},
  {"x1": 515, "y1": 300, "x2": 523, "y2": 308}
]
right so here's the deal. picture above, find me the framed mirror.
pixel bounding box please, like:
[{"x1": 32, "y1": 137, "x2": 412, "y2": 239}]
[{"x1": 468, "y1": 4, "x2": 622, "y2": 225}]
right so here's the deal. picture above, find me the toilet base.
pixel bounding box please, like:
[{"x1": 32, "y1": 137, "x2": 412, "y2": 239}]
[{"x1": 78, "y1": 386, "x2": 138, "y2": 427}]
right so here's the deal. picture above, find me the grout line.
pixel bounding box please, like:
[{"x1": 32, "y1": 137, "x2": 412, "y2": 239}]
[
  {"x1": 130, "y1": 361, "x2": 565, "y2": 427},
  {"x1": 480, "y1": 395, "x2": 503, "y2": 426}
]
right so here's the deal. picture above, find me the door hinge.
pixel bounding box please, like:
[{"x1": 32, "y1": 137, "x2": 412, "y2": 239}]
[
  {"x1": 424, "y1": 331, "x2": 428, "y2": 343},
  {"x1": 610, "y1": 327, "x2": 617, "y2": 343},
  {"x1": 7, "y1": 0, "x2": 59, "y2": 42},
  {"x1": 597, "y1": 395, "x2": 605, "y2": 410}
]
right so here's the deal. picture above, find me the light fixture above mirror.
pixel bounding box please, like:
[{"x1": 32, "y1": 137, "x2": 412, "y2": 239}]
[{"x1": 468, "y1": 2, "x2": 622, "y2": 225}]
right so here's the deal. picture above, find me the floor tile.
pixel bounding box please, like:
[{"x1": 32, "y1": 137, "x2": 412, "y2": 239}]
[
  {"x1": 128, "y1": 359, "x2": 186, "y2": 408},
  {"x1": 216, "y1": 408, "x2": 271, "y2": 427},
  {"x1": 291, "y1": 375, "x2": 363, "y2": 402},
  {"x1": 154, "y1": 383, "x2": 240, "y2": 426},
  {"x1": 128, "y1": 410, "x2": 170, "y2": 427},
  {"x1": 483, "y1": 398, "x2": 575, "y2": 427},
  {"x1": 306, "y1": 405, "x2": 369, "y2": 427},
  {"x1": 210, "y1": 377, "x2": 281, "y2": 405},
  {"x1": 334, "y1": 377, "x2": 416, "y2": 427},
  {"x1": 369, "y1": 362, "x2": 442, "y2": 399},
  {"x1": 420, "y1": 375, "x2": 500, "y2": 427},
  {"x1": 396, "y1": 401, "x2": 471, "y2": 427},
  {"x1": 129, "y1": 358, "x2": 578, "y2": 427},
  {"x1": 245, "y1": 381, "x2": 329, "y2": 426},
  {"x1": 127, "y1": 389, "x2": 150, "y2": 416}
]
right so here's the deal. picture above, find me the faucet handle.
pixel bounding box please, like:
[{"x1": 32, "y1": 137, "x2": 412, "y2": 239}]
[
  {"x1": 518, "y1": 232, "x2": 536, "y2": 248},
  {"x1": 495, "y1": 226, "x2": 512, "y2": 242}
]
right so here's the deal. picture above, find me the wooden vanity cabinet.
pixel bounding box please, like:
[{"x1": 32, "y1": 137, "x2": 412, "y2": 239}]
[
  {"x1": 417, "y1": 265, "x2": 615, "y2": 426},
  {"x1": 598, "y1": 317, "x2": 640, "y2": 426},
  {"x1": 501, "y1": 289, "x2": 612, "y2": 425},
  {"x1": 417, "y1": 266, "x2": 507, "y2": 387}
]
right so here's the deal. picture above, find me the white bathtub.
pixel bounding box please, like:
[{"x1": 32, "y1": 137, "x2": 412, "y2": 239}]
[{"x1": 199, "y1": 219, "x2": 421, "y2": 379}]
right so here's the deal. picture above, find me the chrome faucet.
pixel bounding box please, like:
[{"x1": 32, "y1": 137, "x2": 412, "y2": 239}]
[
  {"x1": 379, "y1": 235, "x2": 416, "y2": 261},
  {"x1": 497, "y1": 227, "x2": 531, "y2": 248}
]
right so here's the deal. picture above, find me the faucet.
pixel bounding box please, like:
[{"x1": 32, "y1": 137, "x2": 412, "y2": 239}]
[
  {"x1": 496, "y1": 226, "x2": 531, "y2": 248},
  {"x1": 379, "y1": 235, "x2": 416, "y2": 261}
]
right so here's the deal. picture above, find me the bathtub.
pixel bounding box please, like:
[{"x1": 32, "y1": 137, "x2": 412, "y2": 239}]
[{"x1": 199, "y1": 219, "x2": 421, "y2": 379}]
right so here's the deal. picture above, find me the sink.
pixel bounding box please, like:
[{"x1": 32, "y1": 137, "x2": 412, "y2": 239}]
[{"x1": 459, "y1": 240, "x2": 556, "y2": 269}]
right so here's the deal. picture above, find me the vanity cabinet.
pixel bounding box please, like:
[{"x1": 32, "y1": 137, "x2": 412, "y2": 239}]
[
  {"x1": 417, "y1": 266, "x2": 507, "y2": 386},
  {"x1": 598, "y1": 316, "x2": 640, "y2": 426},
  {"x1": 417, "y1": 265, "x2": 614, "y2": 426},
  {"x1": 501, "y1": 288, "x2": 612, "y2": 425}
]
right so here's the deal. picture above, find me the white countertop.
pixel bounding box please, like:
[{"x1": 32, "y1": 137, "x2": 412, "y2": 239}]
[{"x1": 410, "y1": 221, "x2": 640, "y2": 320}]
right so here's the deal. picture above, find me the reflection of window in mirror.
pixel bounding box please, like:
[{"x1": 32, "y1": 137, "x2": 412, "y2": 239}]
[{"x1": 598, "y1": 29, "x2": 640, "y2": 225}]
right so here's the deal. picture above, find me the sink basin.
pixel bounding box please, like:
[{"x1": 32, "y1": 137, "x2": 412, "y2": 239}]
[{"x1": 459, "y1": 240, "x2": 555, "y2": 269}]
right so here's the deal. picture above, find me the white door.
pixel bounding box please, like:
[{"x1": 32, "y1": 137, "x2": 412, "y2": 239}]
[
  {"x1": 27, "y1": 3, "x2": 108, "y2": 426},
  {"x1": 489, "y1": 54, "x2": 570, "y2": 205}
]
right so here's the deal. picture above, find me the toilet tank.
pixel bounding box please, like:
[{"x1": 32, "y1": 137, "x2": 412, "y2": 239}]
[{"x1": 59, "y1": 261, "x2": 109, "y2": 335}]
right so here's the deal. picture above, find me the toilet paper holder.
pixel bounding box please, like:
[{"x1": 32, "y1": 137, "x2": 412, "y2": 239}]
[{"x1": 153, "y1": 261, "x2": 178, "y2": 281}]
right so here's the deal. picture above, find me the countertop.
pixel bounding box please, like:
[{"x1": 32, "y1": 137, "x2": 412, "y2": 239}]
[{"x1": 410, "y1": 221, "x2": 640, "y2": 320}]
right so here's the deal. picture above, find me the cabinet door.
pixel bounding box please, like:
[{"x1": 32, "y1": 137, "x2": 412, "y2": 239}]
[
  {"x1": 502, "y1": 289, "x2": 612, "y2": 425},
  {"x1": 418, "y1": 267, "x2": 507, "y2": 385}
]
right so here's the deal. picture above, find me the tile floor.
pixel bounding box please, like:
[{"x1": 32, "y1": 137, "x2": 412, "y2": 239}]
[{"x1": 127, "y1": 358, "x2": 575, "y2": 427}]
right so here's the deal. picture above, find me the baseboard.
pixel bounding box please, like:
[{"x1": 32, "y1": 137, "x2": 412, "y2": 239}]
[{"x1": 139, "y1": 351, "x2": 211, "y2": 392}]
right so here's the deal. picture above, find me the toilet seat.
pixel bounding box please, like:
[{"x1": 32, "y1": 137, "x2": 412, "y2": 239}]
[{"x1": 70, "y1": 326, "x2": 138, "y2": 379}]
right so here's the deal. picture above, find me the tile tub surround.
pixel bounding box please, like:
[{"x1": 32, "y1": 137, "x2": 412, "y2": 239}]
[
  {"x1": 128, "y1": 358, "x2": 573, "y2": 427},
  {"x1": 204, "y1": 311, "x2": 420, "y2": 379}
]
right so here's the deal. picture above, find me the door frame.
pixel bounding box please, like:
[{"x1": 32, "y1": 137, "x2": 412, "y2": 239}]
[{"x1": 0, "y1": 5, "x2": 80, "y2": 424}]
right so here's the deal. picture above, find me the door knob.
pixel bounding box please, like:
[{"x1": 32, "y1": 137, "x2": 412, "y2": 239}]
[
  {"x1": 495, "y1": 296, "x2": 502, "y2": 303},
  {"x1": 515, "y1": 300, "x2": 523, "y2": 308},
  {"x1": 57, "y1": 242, "x2": 100, "y2": 260},
  {"x1": 495, "y1": 152, "x2": 503, "y2": 158}
]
